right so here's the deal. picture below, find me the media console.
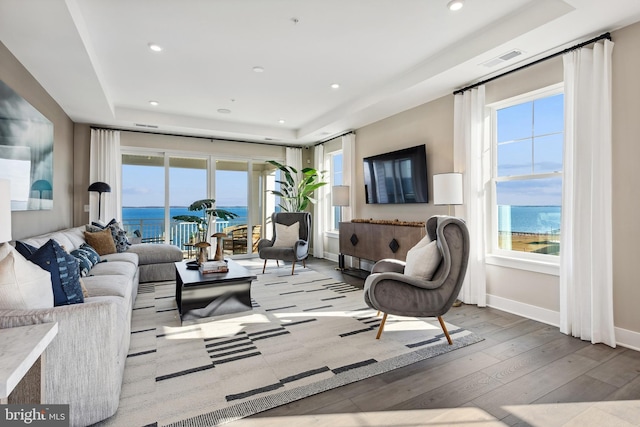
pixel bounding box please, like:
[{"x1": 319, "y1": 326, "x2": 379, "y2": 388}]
[{"x1": 338, "y1": 220, "x2": 427, "y2": 277}]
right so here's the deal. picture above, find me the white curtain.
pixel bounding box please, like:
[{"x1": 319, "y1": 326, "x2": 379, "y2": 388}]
[
  {"x1": 285, "y1": 147, "x2": 303, "y2": 178},
  {"x1": 453, "y1": 86, "x2": 488, "y2": 307},
  {"x1": 313, "y1": 144, "x2": 325, "y2": 258},
  {"x1": 341, "y1": 133, "x2": 355, "y2": 222},
  {"x1": 89, "y1": 129, "x2": 122, "y2": 223},
  {"x1": 560, "y1": 40, "x2": 615, "y2": 347}
]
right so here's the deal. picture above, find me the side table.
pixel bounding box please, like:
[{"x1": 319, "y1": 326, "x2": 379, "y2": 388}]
[{"x1": 0, "y1": 322, "x2": 58, "y2": 404}]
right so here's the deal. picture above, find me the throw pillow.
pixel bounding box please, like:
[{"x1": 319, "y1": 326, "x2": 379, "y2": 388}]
[
  {"x1": 84, "y1": 228, "x2": 117, "y2": 256},
  {"x1": 273, "y1": 222, "x2": 300, "y2": 248},
  {"x1": 88, "y1": 219, "x2": 131, "y2": 253},
  {"x1": 404, "y1": 236, "x2": 442, "y2": 281},
  {"x1": 0, "y1": 243, "x2": 54, "y2": 309},
  {"x1": 14, "y1": 240, "x2": 38, "y2": 258},
  {"x1": 71, "y1": 243, "x2": 101, "y2": 277},
  {"x1": 26, "y1": 239, "x2": 84, "y2": 306}
]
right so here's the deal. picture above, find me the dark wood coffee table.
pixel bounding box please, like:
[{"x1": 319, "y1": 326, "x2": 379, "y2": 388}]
[{"x1": 175, "y1": 259, "x2": 256, "y2": 321}]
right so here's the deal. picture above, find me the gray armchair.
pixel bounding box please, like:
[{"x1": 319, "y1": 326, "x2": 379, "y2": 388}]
[
  {"x1": 257, "y1": 212, "x2": 311, "y2": 275},
  {"x1": 363, "y1": 215, "x2": 470, "y2": 344}
]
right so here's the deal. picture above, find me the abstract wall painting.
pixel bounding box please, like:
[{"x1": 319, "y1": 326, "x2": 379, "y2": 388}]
[{"x1": 0, "y1": 79, "x2": 53, "y2": 210}]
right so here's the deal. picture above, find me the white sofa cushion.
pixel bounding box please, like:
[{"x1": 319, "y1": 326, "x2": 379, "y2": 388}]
[
  {"x1": 404, "y1": 236, "x2": 442, "y2": 280},
  {"x1": 0, "y1": 243, "x2": 54, "y2": 309}
]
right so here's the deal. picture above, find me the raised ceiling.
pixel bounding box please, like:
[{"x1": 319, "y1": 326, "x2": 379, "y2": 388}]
[{"x1": 1, "y1": 0, "x2": 640, "y2": 145}]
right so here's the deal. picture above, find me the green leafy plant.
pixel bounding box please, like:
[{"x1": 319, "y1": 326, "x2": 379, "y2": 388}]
[
  {"x1": 172, "y1": 199, "x2": 238, "y2": 241},
  {"x1": 267, "y1": 160, "x2": 328, "y2": 212}
]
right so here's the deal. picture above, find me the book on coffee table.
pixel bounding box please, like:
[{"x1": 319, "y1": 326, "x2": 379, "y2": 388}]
[{"x1": 199, "y1": 260, "x2": 229, "y2": 274}]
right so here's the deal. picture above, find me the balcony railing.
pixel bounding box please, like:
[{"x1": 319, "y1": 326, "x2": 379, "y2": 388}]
[{"x1": 122, "y1": 218, "x2": 230, "y2": 251}]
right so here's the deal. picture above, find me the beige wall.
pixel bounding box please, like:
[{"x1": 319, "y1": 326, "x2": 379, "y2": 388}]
[
  {"x1": 355, "y1": 95, "x2": 455, "y2": 222},
  {"x1": 611, "y1": 22, "x2": 640, "y2": 333},
  {"x1": 0, "y1": 42, "x2": 75, "y2": 240}
]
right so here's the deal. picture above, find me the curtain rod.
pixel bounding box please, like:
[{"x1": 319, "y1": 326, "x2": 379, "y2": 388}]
[
  {"x1": 453, "y1": 32, "x2": 611, "y2": 95},
  {"x1": 314, "y1": 130, "x2": 355, "y2": 147},
  {"x1": 89, "y1": 126, "x2": 303, "y2": 149}
]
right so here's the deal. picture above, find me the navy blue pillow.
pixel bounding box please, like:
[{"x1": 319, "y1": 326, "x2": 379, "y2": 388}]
[
  {"x1": 28, "y1": 239, "x2": 84, "y2": 306},
  {"x1": 15, "y1": 241, "x2": 38, "y2": 258},
  {"x1": 71, "y1": 243, "x2": 101, "y2": 277}
]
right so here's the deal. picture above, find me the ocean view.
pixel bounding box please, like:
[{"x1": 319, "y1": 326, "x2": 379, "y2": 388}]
[{"x1": 498, "y1": 205, "x2": 561, "y2": 234}]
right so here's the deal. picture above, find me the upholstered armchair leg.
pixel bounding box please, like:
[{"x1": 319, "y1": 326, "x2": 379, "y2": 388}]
[
  {"x1": 376, "y1": 313, "x2": 388, "y2": 339},
  {"x1": 277, "y1": 260, "x2": 280, "y2": 267},
  {"x1": 291, "y1": 261, "x2": 296, "y2": 275},
  {"x1": 262, "y1": 259, "x2": 267, "y2": 274},
  {"x1": 303, "y1": 259, "x2": 306, "y2": 268},
  {"x1": 438, "y1": 316, "x2": 453, "y2": 345}
]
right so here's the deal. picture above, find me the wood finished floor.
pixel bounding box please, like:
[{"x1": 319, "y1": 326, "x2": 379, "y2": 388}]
[{"x1": 230, "y1": 256, "x2": 640, "y2": 427}]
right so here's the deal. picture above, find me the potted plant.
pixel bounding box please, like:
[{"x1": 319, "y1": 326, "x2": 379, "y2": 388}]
[
  {"x1": 172, "y1": 199, "x2": 238, "y2": 243},
  {"x1": 267, "y1": 160, "x2": 327, "y2": 212}
]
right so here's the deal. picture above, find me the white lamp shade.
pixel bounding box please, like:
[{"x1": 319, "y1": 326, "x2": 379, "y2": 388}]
[
  {"x1": 331, "y1": 185, "x2": 350, "y2": 207},
  {"x1": 0, "y1": 179, "x2": 12, "y2": 243},
  {"x1": 433, "y1": 173, "x2": 463, "y2": 206}
]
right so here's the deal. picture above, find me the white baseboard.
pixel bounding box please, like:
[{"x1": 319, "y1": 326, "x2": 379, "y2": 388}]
[
  {"x1": 486, "y1": 294, "x2": 560, "y2": 327},
  {"x1": 486, "y1": 294, "x2": 640, "y2": 351},
  {"x1": 324, "y1": 252, "x2": 339, "y2": 263},
  {"x1": 614, "y1": 327, "x2": 640, "y2": 351}
]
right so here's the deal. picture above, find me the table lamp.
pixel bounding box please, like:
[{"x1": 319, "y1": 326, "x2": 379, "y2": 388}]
[
  {"x1": 88, "y1": 181, "x2": 111, "y2": 221},
  {"x1": 433, "y1": 173, "x2": 463, "y2": 215}
]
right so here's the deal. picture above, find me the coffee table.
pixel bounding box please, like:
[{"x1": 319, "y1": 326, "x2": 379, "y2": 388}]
[{"x1": 175, "y1": 259, "x2": 257, "y2": 321}]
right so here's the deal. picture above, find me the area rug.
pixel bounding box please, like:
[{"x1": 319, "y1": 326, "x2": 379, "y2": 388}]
[{"x1": 99, "y1": 260, "x2": 483, "y2": 427}]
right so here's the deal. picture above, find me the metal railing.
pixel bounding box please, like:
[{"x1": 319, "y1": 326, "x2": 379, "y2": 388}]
[{"x1": 122, "y1": 218, "x2": 230, "y2": 250}]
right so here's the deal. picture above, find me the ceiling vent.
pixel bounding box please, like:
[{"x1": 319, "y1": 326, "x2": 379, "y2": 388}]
[
  {"x1": 482, "y1": 49, "x2": 523, "y2": 68},
  {"x1": 134, "y1": 123, "x2": 159, "y2": 129}
]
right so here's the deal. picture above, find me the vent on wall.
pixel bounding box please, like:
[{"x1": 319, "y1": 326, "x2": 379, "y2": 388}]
[
  {"x1": 482, "y1": 49, "x2": 523, "y2": 68},
  {"x1": 134, "y1": 123, "x2": 159, "y2": 129}
]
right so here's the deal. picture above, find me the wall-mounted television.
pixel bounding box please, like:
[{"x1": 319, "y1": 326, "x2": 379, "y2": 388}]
[{"x1": 363, "y1": 144, "x2": 428, "y2": 204}]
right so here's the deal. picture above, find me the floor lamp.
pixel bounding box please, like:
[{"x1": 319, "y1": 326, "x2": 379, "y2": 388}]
[
  {"x1": 433, "y1": 173, "x2": 463, "y2": 215},
  {"x1": 88, "y1": 181, "x2": 111, "y2": 221},
  {"x1": 332, "y1": 185, "x2": 350, "y2": 270}
]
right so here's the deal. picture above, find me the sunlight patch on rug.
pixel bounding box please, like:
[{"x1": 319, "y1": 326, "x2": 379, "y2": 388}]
[{"x1": 98, "y1": 262, "x2": 483, "y2": 427}]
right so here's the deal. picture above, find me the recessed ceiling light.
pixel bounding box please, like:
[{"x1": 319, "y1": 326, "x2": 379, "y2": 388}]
[
  {"x1": 253, "y1": 66, "x2": 265, "y2": 73},
  {"x1": 149, "y1": 100, "x2": 159, "y2": 106},
  {"x1": 148, "y1": 43, "x2": 163, "y2": 52},
  {"x1": 217, "y1": 108, "x2": 231, "y2": 114},
  {"x1": 330, "y1": 83, "x2": 340, "y2": 89},
  {"x1": 278, "y1": 119, "x2": 285, "y2": 124},
  {"x1": 447, "y1": 0, "x2": 464, "y2": 11}
]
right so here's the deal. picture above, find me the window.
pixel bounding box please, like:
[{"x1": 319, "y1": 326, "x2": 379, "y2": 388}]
[
  {"x1": 330, "y1": 151, "x2": 343, "y2": 230},
  {"x1": 491, "y1": 85, "x2": 563, "y2": 261}
]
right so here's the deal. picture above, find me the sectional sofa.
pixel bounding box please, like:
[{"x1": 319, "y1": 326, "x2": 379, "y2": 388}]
[{"x1": 0, "y1": 225, "x2": 182, "y2": 426}]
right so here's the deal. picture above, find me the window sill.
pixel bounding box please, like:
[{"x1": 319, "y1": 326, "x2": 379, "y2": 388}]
[
  {"x1": 485, "y1": 254, "x2": 559, "y2": 276},
  {"x1": 325, "y1": 230, "x2": 340, "y2": 239}
]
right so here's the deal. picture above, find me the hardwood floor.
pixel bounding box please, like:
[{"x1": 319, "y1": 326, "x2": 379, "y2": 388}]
[{"x1": 232, "y1": 256, "x2": 640, "y2": 427}]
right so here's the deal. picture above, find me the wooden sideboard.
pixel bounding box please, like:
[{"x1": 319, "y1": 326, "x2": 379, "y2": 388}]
[{"x1": 338, "y1": 221, "x2": 426, "y2": 267}]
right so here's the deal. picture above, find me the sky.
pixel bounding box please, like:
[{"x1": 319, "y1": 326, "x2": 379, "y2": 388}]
[
  {"x1": 122, "y1": 166, "x2": 248, "y2": 207},
  {"x1": 496, "y1": 93, "x2": 563, "y2": 206}
]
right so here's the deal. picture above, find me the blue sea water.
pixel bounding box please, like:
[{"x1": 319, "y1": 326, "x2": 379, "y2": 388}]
[
  {"x1": 499, "y1": 205, "x2": 561, "y2": 234},
  {"x1": 123, "y1": 206, "x2": 247, "y2": 225}
]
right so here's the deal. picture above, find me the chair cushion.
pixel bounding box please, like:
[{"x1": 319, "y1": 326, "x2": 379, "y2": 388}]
[
  {"x1": 0, "y1": 243, "x2": 53, "y2": 309},
  {"x1": 404, "y1": 236, "x2": 442, "y2": 280},
  {"x1": 273, "y1": 222, "x2": 300, "y2": 247}
]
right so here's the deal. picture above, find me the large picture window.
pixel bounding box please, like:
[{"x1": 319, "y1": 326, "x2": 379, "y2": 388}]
[{"x1": 491, "y1": 85, "x2": 563, "y2": 260}]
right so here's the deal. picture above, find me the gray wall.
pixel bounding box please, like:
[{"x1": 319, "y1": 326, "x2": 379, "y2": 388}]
[{"x1": 0, "y1": 41, "x2": 75, "y2": 240}]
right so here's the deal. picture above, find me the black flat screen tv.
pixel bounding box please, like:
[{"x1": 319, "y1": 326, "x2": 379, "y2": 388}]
[{"x1": 363, "y1": 144, "x2": 428, "y2": 204}]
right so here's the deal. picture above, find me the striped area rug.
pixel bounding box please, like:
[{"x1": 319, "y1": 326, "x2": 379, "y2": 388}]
[{"x1": 98, "y1": 260, "x2": 482, "y2": 427}]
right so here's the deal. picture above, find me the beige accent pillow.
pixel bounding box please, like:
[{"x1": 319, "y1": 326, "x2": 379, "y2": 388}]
[
  {"x1": 404, "y1": 236, "x2": 442, "y2": 280},
  {"x1": 84, "y1": 228, "x2": 117, "y2": 256},
  {"x1": 79, "y1": 277, "x2": 90, "y2": 298},
  {"x1": 273, "y1": 222, "x2": 300, "y2": 248},
  {"x1": 0, "y1": 243, "x2": 54, "y2": 309}
]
